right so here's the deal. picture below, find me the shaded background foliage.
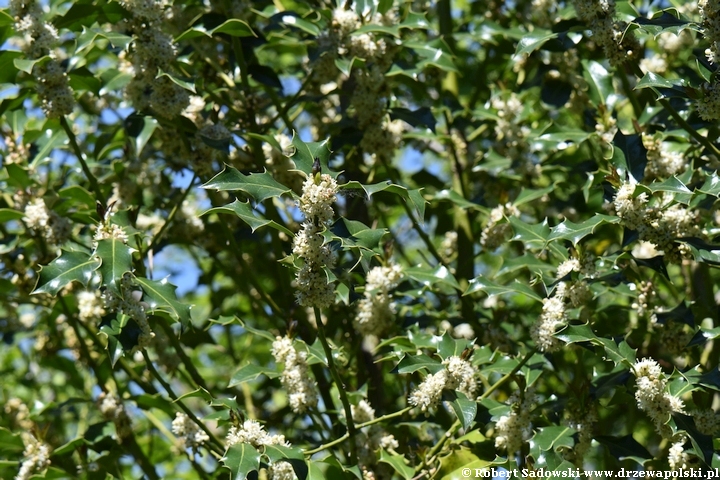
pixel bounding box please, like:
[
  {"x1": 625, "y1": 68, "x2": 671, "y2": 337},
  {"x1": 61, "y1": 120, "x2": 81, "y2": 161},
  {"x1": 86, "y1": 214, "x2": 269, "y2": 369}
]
[{"x1": 1, "y1": 0, "x2": 720, "y2": 478}]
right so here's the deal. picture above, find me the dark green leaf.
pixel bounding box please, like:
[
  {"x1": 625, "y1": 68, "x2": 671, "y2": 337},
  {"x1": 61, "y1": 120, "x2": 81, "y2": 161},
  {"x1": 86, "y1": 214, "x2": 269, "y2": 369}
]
[
  {"x1": 0, "y1": 51, "x2": 22, "y2": 84},
  {"x1": 228, "y1": 364, "x2": 268, "y2": 387},
  {"x1": 203, "y1": 200, "x2": 293, "y2": 235},
  {"x1": 223, "y1": 443, "x2": 261, "y2": 479},
  {"x1": 582, "y1": 60, "x2": 613, "y2": 106},
  {"x1": 290, "y1": 135, "x2": 333, "y2": 178},
  {"x1": 548, "y1": 214, "x2": 620, "y2": 245},
  {"x1": 531, "y1": 426, "x2": 576, "y2": 451},
  {"x1": 446, "y1": 391, "x2": 477, "y2": 430},
  {"x1": 135, "y1": 277, "x2": 192, "y2": 328},
  {"x1": 33, "y1": 250, "x2": 100, "y2": 296},
  {"x1": 95, "y1": 239, "x2": 133, "y2": 295},
  {"x1": 395, "y1": 354, "x2": 443, "y2": 374},
  {"x1": 405, "y1": 265, "x2": 460, "y2": 290},
  {"x1": 211, "y1": 19, "x2": 256, "y2": 37},
  {"x1": 202, "y1": 167, "x2": 291, "y2": 202},
  {"x1": 378, "y1": 450, "x2": 414, "y2": 480},
  {"x1": 514, "y1": 29, "x2": 558, "y2": 56},
  {"x1": 611, "y1": 130, "x2": 648, "y2": 183},
  {"x1": 464, "y1": 275, "x2": 542, "y2": 302},
  {"x1": 595, "y1": 435, "x2": 652, "y2": 465},
  {"x1": 389, "y1": 107, "x2": 436, "y2": 133}
]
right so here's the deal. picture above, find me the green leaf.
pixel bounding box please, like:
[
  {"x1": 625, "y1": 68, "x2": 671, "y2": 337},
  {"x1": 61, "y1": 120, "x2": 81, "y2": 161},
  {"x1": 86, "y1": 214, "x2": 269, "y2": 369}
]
[
  {"x1": 404, "y1": 40, "x2": 459, "y2": 73},
  {"x1": 156, "y1": 69, "x2": 196, "y2": 93},
  {"x1": 531, "y1": 426, "x2": 576, "y2": 451},
  {"x1": 379, "y1": 450, "x2": 414, "y2": 480},
  {"x1": 134, "y1": 277, "x2": 192, "y2": 328},
  {"x1": 33, "y1": 250, "x2": 100, "y2": 296},
  {"x1": 211, "y1": 19, "x2": 256, "y2": 37},
  {"x1": 636, "y1": 71, "x2": 686, "y2": 90},
  {"x1": 203, "y1": 200, "x2": 293, "y2": 236},
  {"x1": 513, "y1": 185, "x2": 555, "y2": 207},
  {"x1": 228, "y1": 364, "x2": 268, "y2": 387},
  {"x1": 437, "y1": 333, "x2": 471, "y2": 359},
  {"x1": 447, "y1": 391, "x2": 477, "y2": 430},
  {"x1": 548, "y1": 214, "x2": 620, "y2": 245},
  {"x1": 14, "y1": 56, "x2": 49, "y2": 74},
  {"x1": 582, "y1": 60, "x2": 613, "y2": 106},
  {"x1": 202, "y1": 167, "x2": 291, "y2": 202},
  {"x1": 644, "y1": 176, "x2": 692, "y2": 195},
  {"x1": 514, "y1": 29, "x2": 558, "y2": 57},
  {"x1": 395, "y1": 354, "x2": 443, "y2": 374},
  {"x1": 509, "y1": 216, "x2": 550, "y2": 248},
  {"x1": 0, "y1": 208, "x2": 24, "y2": 222},
  {"x1": 334, "y1": 56, "x2": 365, "y2": 77},
  {"x1": 405, "y1": 265, "x2": 460, "y2": 290},
  {"x1": 223, "y1": 443, "x2": 261, "y2": 479},
  {"x1": 95, "y1": 239, "x2": 133, "y2": 295},
  {"x1": 0, "y1": 51, "x2": 22, "y2": 84},
  {"x1": 595, "y1": 435, "x2": 652, "y2": 466},
  {"x1": 291, "y1": 135, "x2": 334, "y2": 177},
  {"x1": 331, "y1": 218, "x2": 386, "y2": 251},
  {"x1": 611, "y1": 130, "x2": 648, "y2": 183},
  {"x1": 30, "y1": 124, "x2": 68, "y2": 169},
  {"x1": 464, "y1": 275, "x2": 542, "y2": 302},
  {"x1": 264, "y1": 445, "x2": 308, "y2": 480}
]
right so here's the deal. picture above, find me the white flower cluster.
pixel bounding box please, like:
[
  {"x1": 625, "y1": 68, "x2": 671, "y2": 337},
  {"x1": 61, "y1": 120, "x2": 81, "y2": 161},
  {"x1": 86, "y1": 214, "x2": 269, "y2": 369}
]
[
  {"x1": 93, "y1": 222, "x2": 129, "y2": 246},
  {"x1": 4, "y1": 398, "x2": 33, "y2": 430},
  {"x1": 15, "y1": 434, "x2": 51, "y2": 480},
  {"x1": 271, "y1": 336, "x2": 319, "y2": 413},
  {"x1": 23, "y1": 198, "x2": 71, "y2": 246},
  {"x1": 613, "y1": 183, "x2": 699, "y2": 264},
  {"x1": 103, "y1": 273, "x2": 155, "y2": 349},
  {"x1": 490, "y1": 94, "x2": 536, "y2": 174},
  {"x1": 409, "y1": 355, "x2": 478, "y2": 411},
  {"x1": 2, "y1": 135, "x2": 29, "y2": 164},
  {"x1": 700, "y1": 0, "x2": 720, "y2": 64},
  {"x1": 293, "y1": 174, "x2": 338, "y2": 308},
  {"x1": 98, "y1": 392, "x2": 132, "y2": 441},
  {"x1": 350, "y1": 400, "x2": 400, "y2": 468},
  {"x1": 268, "y1": 461, "x2": 298, "y2": 480},
  {"x1": 632, "y1": 281, "x2": 658, "y2": 324},
  {"x1": 532, "y1": 275, "x2": 591, "y2": 353},
  {"x1": 693, "y1": 408, "x2": 720, "y2": 436},
  {"x1": 121, "y1": 0, "x2": 188, "y2": 118},
  {"x1": 573, "y1": 0, "x2": 639, "y2": 66},
  {"x1": 696, "y1": 81, "x2": 720, "y2": 121},
  {"x1": 481, "y1": 203, "x2": 520, "y2": 250},
  {"x1": 668, "y1": 438, "x2": 690, "y2": 470},
  {"x1": 562, "y1": 407, "x2": 597, "y2": 466},
  {"x1": 77, "y1": 290, "x2": 106, "y2": 323},
  {"x1": 494, "y1": 389, "x2": 537, "y2": 457},
  {"x1": 354, "y1": 264, "x2": 403, "y2": 337},
  {"x1": 226, "y1": 419, "x2": 288, "y2": 448},
  {"x1": 171, "y1": 412, "x2": 210, "y2": 452},
  {"x1": 642, "y1": 133, "x2": 686, "y2": 180},
  {"x1": 9, "y1": 0, "x2": 75, "y2": 118},
  {"x1": 632, "y1": 358, "x2": 685, "y2": 436}
]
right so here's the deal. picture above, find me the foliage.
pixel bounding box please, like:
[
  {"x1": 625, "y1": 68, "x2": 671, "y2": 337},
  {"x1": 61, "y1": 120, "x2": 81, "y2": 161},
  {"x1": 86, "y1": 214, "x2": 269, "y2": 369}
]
[{"x1": 1, "y1": 0, "x2": 720, "y2": 479}]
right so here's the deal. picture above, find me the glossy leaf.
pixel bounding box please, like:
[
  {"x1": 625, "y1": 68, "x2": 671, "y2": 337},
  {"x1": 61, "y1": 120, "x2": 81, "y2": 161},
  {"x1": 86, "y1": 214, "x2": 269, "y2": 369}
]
[
  {"x1": 378, "y1": 450, "x2": 414, "y2": 480},
  {"x1": 465, "y1": 275, "x2": 542, "y2": 302},
  {"x1": 95, "y1": 239, "x2": 134, "y2": 295},
  {"x1": 203, "y1": 167, "x2": 291, "y2": 202},
  {"x1": 223, "y1": 443, "x2": 261, "y2": 479},
  {"x1": 203, "y1": 199, "x2": 293, "y2": 236},
  {"x1": 34, "y1": 250, "x2": 100, "y2": 296},
  {"x1": 134, "y1": 277, "x2": 192, "y2": 328}
]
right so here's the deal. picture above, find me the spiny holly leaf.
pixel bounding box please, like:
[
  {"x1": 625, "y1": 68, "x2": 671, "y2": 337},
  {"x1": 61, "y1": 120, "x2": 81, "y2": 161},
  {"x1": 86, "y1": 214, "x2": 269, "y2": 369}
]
[
  {"x1": 203, "y1": 167, "x2": 291, "y2": 202},
  {"x1": 405, "y1": 264, "x2": 460, "y2": 290},
  {"x1": 464, "y1": 275, "x2": 542, "y2": 302},
  {"x1": 548, "y1": 214, "x2": 620, "y2": 245},
  {"x1": 134, "y1": 277, "x2": 192, "y2": 329},
  {"x1": 531, "y1": 426, "x2": 576, "y2": 452},
  {"x1": 264, "y1": 445, "x2": 308, "y2": 480},
  {"x1": 223, "y1": 443, "x2": 260, "y2": 479},
  {"x1": 582, "y1": 60, "x2": 613, "y2": 106},
  {"x1": 95, "y1": 239, "x2": 134, "y2": 295},
  {"x1": 202, "y1": 200, "x2": 294, "y2": 236},
  {"x1": 611, "y1": 130, "x2": 648, "y2": 183},
  {"x1": 33, "y1": 250, "x2": 100, "y2": 296},
  {"x1": 595, "y1": 435, "x2": 652, "y2": 465},
  {"x1": 444, "y1": 391, "x2": 477, "y2": 430},
  {"x1": 228, "y1": 364, "x2": 271, "y2": 388},
  {"x1": 291, "y1": 135, "x2": 334, "y2": 178},
  {"x1": 378, "y1": 450, "x2": 414, "y2": 480},
  {"x1": 99, "y1": 314, "x2": 140, "y2": 367}
]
